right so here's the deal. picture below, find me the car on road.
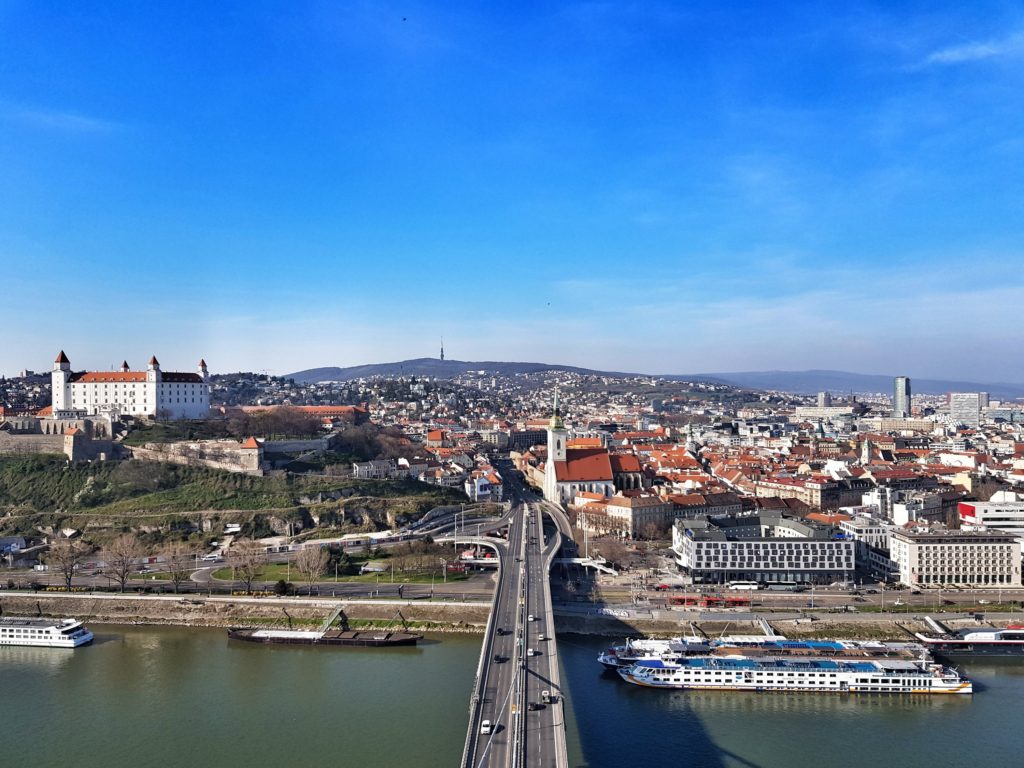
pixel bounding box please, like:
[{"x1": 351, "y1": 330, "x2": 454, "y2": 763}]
[
  {"x1": 527, "y1": 647, "x2": 536, "y2": 656},
  {"x1": 527, "y1": 614, "x2": 535, "y2": 622},
  {"x1": 480, "y1": 720, "x2": 492, "y2": 735},
  {"x1": 496, "y1": 627, "x2": 508, "y2": 635},
  {"x1": 493, "y1": 654, "x2": 507, "y2": 663},
  {"x1": 538, "y1": 634, "x2": 547, "y2": 641},
  {"x1": 527, "y1": 702, "x2": 542, "y2": 711}
]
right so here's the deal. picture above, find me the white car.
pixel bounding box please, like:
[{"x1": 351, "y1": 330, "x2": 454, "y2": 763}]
[
  {"x1": 480, "y1": 719, "x2": 492, "y2": 735},
  {"x1": 527, "y1": 614, "x2": 535, "y2": 622}
]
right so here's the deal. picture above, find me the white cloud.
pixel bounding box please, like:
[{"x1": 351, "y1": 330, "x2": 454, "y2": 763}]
[
  {"x1": 922, "y1": 30, "x2": 1024, "y2": 65},
  {"x1": 1, "y1": 101, "x2": 122, "y2": 134}
]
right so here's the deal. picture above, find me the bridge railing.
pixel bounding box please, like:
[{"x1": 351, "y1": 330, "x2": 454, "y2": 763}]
[{"x1": 460, "y1": 538, "x2": 504, "y2": 768}]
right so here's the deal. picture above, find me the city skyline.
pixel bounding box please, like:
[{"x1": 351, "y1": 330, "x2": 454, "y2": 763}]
[{"x1": 2, "y1": 2, "x2": 1023, "y2": 378}]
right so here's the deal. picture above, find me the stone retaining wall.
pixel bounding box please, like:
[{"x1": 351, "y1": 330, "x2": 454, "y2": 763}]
[{"x1": 0, "y1": 592, "x2": 491, "y2": 631}]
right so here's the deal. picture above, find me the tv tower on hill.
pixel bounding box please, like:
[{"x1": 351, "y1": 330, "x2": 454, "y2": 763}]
[{"x1": 440, "y1": 337, "x2": 445, "y2": 362}]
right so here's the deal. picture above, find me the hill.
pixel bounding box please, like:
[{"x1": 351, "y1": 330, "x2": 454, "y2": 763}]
[
  {"x1": 286, "y1": 359, "x2": 1024, "y2": 399},
  {"x1": 288, "y1": 358, "x2": 624, "y2": 383},
  {"x1": 683, "y1": 369, "x2": 1024, "y2": 399}
]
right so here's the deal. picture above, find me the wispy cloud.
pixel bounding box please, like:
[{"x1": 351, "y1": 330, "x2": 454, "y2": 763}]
[
  {"x1": 1, "y1": 101, "x2": 122, "y2": 134},
  {"x1": 922, "y1": 30, "x2": 1024, "y2": 66}
]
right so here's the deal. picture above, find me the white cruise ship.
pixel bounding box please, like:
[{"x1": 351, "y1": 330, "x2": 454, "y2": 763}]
[
  {"x1": 618, "y1": 656, "x2": 971, "y2": 695},
  {"x1": 0, "y1": 617, "x2": 94, "y2": 648}
]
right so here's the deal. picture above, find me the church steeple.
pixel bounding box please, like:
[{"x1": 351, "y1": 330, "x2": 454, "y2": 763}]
[{"x1": 549, "y1": 390, "x2": 565, "y2": 430}]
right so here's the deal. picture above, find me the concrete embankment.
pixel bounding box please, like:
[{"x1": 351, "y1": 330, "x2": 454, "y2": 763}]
[
  {"x1": 0, "y1": 591, "x2": 492, "y2": 632},
  {"x1": 553, "y1": 608, "x2": 1024, "y2": 639}
]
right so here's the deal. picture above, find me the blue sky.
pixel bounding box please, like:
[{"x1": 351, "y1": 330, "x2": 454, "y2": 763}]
[{"x1": 1, "y1": 1, "x2": 1022, "y2": 380}]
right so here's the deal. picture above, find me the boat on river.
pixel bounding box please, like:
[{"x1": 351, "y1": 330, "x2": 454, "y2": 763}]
[
  {"x1": 618, "y1": 655, "x2": 972, "y2": 695},
  {"x1": 914, "y1": 615, "x2": 1024, "y2": 657},
  {"x1": 227, "y1": 627, "x2": 422, "y2": 647},
  {"x1": 0, "y1": 616, "x2": 94, "y2": 648},
  {"x1": 599, "y1": 634, "x2": 926, "y2": 668}
]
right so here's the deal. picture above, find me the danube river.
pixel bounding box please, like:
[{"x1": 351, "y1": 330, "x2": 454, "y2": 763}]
[{"x1": 5, "y1": 625, "x2": 1024, "y2": 768}]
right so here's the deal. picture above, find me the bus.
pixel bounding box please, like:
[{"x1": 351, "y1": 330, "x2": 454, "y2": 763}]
[
  {"x1": 726, "y1": 581, "x2": 762, "y2": 591},
  {"x1": 764, "y1": 581, "x2": 808, "y2": 592}
]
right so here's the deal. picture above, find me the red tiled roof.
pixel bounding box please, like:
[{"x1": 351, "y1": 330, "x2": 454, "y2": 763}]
[
  {"x1": 55, "y1": 350, "x2": 69, "y2": 363},
  {"x1": 241, "y1": 437, "x2": 261, "y2": 449},
  {"x1": 554, "y1": 448, "x2": 613, "y2": 482},
  {"x1": 609, "y1": 454, "x2": 642, "y2": 474},
  {"x1": 70, "y1": 372, "x2": 147, "y2": 383}
]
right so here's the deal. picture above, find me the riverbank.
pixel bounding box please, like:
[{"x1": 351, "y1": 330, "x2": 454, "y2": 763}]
[
  {"x1": 552, "y1": 607, "x2": 1024, "y2": 639},
  {"x1": 0, "y1": 591, "x2": 492, "y2": 632},
  {"x1": 6, "y1": 590, "x2": 1023, "y2": 640}
]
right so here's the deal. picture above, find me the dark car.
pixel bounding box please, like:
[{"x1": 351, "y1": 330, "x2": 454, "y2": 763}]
[
  {"x1": 493, "y1": 654, "x2": 507, "y2": 663},
  {"x1": 527, "y1": 702, "x2": 542, "y2": 711}
]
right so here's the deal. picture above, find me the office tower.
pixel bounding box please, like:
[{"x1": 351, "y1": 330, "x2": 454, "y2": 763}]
[
  {"x1": 949, "y1": 392, "x2": 982, "y2": 428},
  {"x1": 893, "y1": 376, "x2": 911, "y2": 418}
]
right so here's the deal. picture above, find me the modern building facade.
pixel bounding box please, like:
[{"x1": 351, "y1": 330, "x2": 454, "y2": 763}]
[
  {"x1": 893, "y1": 376, "x2": 911, "y2": 418},
  {"x1": 888, "y1": 529, "x2": 1021, "y2": 587},
  {"x1": 672, "y1": 514, "x2": 856, "y2": 585},
  {"x1": 959, "y1": 501, "x2": 1024, "y2": 545},
  {"x1": 948, "y1": 392, "x2": 983, "y2": 428}
]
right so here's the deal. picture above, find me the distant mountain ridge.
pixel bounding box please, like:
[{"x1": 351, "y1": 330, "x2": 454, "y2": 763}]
[
  {"x1": 681, "y1": 369, "x2": 1024, "y2": 399},
  {"x1": 287, "y1": 358, "x2": 626, "y2": 383},
  {"x1": 286, "y1": 360, "x2": 1024, "y2": 399}
]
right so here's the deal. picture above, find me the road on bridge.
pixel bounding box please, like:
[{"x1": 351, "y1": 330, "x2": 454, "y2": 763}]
[{"x1": 462, "y1": 501, "x2": 568, "y2": 768}]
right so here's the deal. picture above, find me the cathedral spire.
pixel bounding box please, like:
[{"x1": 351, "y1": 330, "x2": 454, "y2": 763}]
[{"x1": 549, "y1": 389, "x2": 565, "y2": 430}]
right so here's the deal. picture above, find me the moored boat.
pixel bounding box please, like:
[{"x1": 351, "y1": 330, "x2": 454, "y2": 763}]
[
  {"x1": 618, "y1": 655, "x2": 972, "y2": 695},
  {"x1": 227, "y1": 627, "x2": 422, "y2": 647},
  {"x1": 0, "y1": 616, "x2": 94, "y2": 648},
  {"x1": 914, "y1": 615, "x2": 1024, "y2": 657}
]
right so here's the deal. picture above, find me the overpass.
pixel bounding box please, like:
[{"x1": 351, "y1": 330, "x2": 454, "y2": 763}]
[
  {"x1": 552, "y1": 556, "x2": 617, "y2": 575},
  {"x1": 461, "y1": 501, "x2": 569, "y2": 768}
]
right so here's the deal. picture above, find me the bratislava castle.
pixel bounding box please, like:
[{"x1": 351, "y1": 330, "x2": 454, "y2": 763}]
[{"x1": 51, "y1": 351, "x2": 210, "y2": 420}]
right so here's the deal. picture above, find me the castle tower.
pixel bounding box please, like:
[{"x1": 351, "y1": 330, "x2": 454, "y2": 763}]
[
  {"x1": 197, "y1": 358, "x2": 209, "y2": 382},
  {"x1": 51, "y1": 351, "x2": 71, "y2": 412},
  {"x1": 120, "y1": 360, "x2": 130, "y2": 373}
]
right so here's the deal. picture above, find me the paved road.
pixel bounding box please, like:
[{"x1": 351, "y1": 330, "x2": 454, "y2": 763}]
[{"x1": 462, "y1": 501, "x2": 568, "y2": 768}]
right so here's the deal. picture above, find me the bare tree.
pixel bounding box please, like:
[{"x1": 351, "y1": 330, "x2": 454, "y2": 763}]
[
  {"x1": 226, "y1": 539, "x2": 267, "y2": 594},
  {"x1": 161, "y1": 541, "x2": 196, "y2": 594},
  {"x1": 594, "y1": 537, "x2": 628, "y2": 569},
  {"x1": 294, "y1": 546, "x2": 329, "y2": 595},
  {"x1": 103, "y1": 533, "x2": 147, "y2": 592},
  {"x1": 46, "y1": 538, "x2": 90, "y2": 591}
]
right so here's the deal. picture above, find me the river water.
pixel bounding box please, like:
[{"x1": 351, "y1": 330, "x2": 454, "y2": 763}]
[{"x1": 3, "y1": 626, "x2": 1024, "y2": 768}]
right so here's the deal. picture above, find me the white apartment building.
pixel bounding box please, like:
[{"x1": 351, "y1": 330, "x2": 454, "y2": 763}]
[
  {"x1": 51, "y1": 351, "x2": 210, "y2": 420},
  {"x1": 959, "y1": 501, "x2": 1024, "y2": 545},
  {"x1": 672, "y1": 516, "x2": 856, "y2": 585},
  {"x1": 948, "y1": 392, "x2": 984, "y2": 428},
  {"x1": 888, "y1": 529, "x2": 1021, "y2": 588}
]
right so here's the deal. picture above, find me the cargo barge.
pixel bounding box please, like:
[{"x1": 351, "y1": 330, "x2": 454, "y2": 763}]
[{"x1": 227, "y1": 627, "x2": 422, "y2": 647}]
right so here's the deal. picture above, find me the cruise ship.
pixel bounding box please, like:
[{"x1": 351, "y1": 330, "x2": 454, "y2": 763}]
[
  {"x1": 0, "y1": 617, "x2": 94, "y2": 648},
  {"x1": 618, "y1": 656, "x2": 972, "y2": 695},
  {"x1": 914, "y1": 615, "x2": 1024, "y2": 657},
  {"x1": 599, "y1": 635, "x2": 926, "y2": 668},
  {"x1": 598, "y1": 636, "x2": 709, "y2": 668}
]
